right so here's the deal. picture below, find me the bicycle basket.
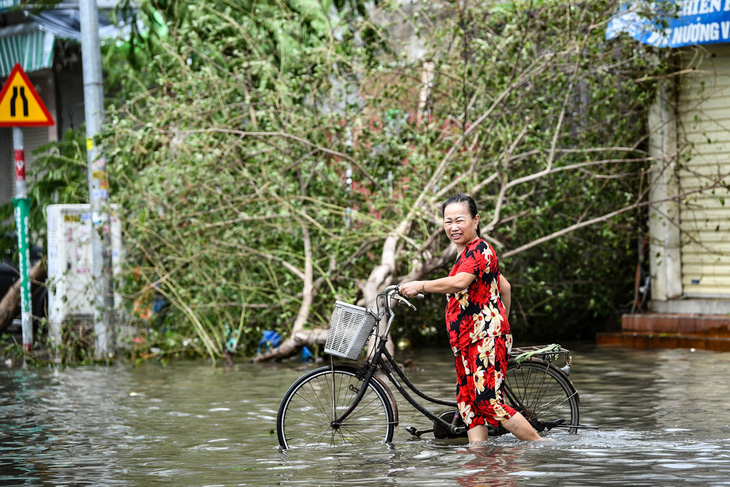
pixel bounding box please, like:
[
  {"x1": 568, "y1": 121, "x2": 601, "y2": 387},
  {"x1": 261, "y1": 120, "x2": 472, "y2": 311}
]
[{"x1": 324, "y1": 301, "x2": 378, "y2": 360}]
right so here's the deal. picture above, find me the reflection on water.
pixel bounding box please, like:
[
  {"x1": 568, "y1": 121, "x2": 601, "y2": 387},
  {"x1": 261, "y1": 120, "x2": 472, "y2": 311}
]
[{"x1": 2, "y1": 345, "x2": 730, "y2": 486}]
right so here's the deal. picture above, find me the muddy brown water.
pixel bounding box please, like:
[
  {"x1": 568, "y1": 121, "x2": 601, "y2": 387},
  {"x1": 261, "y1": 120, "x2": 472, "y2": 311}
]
[{"x1": 2, "y1": 344, "x2": 730, "y2": 486}]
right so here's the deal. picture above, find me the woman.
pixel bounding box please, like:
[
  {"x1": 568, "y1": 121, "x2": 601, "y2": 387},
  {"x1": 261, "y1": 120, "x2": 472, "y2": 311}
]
[{"x1": 399, "y1": 194, "x2": 542, "y2": 443}]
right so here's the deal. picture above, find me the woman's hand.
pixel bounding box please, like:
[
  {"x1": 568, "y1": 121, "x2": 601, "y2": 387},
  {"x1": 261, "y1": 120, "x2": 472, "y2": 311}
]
[{"x1": 399, "y1": 281, "x2": 423, "y2": 299}]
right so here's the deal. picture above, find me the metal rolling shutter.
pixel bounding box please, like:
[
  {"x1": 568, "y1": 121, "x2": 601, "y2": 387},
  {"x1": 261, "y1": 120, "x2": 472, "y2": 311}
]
[
  {"x1": 677, "y1": 47, "x2": 730, "y2": 298},
  {"x1": 0, "y1": 129, "x2": 12, "y2": 205}
]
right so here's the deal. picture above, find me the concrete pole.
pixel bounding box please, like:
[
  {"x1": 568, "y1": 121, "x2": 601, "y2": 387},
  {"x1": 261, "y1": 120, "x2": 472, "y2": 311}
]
[
  {"x1": 648, "y1": 80, "x2": 682, "y2": 304},
  {"x1": 79, "y1": 0, "x2": 115, "y2": 357}
]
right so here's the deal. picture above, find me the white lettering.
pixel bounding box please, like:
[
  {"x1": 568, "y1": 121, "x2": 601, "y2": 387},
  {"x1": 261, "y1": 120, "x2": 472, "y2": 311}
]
[
  {"x1": 647, "y1": 31, "x2": 662, "y2": 45},
  {"x1": 697, "y1": 22, "x2": 720, "y2": 41},
  {"x1": 722, "y1": 20, "x2": 730, "y2": 38},
  {"x1": 691, "y1": 0, "x2": 723, "y2": 13},
  {"x1": 679, "y1": 0, "x2": 689, "y2": 16},
  {"x1": 679, "y1": 0, "x2": 689, "y2": 15},
  {"x1": 672, "y1": 26, "x2": 683, "y2": 44},
  {"x1": 679, "y1": 0, "x2": 692, "y2": 17},
  {"x1": 725, "y1": 0, "x2": 730, "y2": 12}
]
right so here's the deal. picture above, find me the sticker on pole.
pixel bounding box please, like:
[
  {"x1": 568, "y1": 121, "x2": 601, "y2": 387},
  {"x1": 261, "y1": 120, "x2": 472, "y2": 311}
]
[{"x1": 0, "y1": 64, "x2": 55, "y2": 127}]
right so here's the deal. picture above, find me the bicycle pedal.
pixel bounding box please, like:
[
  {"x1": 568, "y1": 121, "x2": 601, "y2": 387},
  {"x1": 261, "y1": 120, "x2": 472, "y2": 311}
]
[{"x1": 406, "y1": 426, "x2": 429, "y2": 438}]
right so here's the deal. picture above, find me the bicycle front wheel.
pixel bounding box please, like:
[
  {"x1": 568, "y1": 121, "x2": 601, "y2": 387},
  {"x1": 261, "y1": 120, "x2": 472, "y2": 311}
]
[
  {"x1": 504, "y1": 360, "x2": 580, "y2": 434},
  {"x1": 276, "y1": 364, "x2": 395, "y2": 449}
]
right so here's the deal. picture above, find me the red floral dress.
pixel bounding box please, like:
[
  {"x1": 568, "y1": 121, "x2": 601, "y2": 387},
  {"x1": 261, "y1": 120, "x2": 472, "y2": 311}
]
[{"x1": 445, "y1": 238, "x2": 516, "y2": 429}]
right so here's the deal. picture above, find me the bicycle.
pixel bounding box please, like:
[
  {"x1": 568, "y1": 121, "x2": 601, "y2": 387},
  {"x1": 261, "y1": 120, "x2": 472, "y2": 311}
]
[{"x1": 276, "y1": 285, "x2": 584, "y2": 449}]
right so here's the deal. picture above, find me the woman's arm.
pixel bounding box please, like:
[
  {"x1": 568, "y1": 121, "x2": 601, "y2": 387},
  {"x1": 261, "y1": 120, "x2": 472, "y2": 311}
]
[
  {"x1": 399, "y1": 272, "x2": 476, "y2": 298},
  {"x1": 499, "y1": 274, "x2": 511, "y2": 316}
]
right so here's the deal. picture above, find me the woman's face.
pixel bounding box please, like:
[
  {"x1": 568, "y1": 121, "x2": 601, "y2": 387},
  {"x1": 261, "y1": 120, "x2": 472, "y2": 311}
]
[{"x1": 443, "y1": 202, "x2": 480, "y2": 247}]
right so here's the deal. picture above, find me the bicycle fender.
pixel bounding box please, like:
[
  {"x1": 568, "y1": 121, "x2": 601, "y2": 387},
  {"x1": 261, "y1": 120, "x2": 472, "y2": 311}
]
[
  {"x1": 373, "y1": 373, "x2": 399, "y2": 427},
  {"x1": 548, "y1": 361, "x2": 581, "y2": 405}
]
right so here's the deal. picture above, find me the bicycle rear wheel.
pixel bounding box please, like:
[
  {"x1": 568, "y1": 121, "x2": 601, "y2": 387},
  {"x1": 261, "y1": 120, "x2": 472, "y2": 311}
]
[
  {"x1": 276, "y1": 364, "x2": 395, "y2": 449},
  {"x1": 503, "y1": 360, "x2": 579, "y2": 434}
]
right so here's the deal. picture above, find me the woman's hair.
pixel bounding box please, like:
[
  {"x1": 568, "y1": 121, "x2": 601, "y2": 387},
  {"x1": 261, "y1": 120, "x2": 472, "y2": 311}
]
[
  {"x1": 442, "y1": 193, "x2": 480, "y2": 235},
  {"x1": 442, "y1": 193, "x2": 478, "y2": 218}
]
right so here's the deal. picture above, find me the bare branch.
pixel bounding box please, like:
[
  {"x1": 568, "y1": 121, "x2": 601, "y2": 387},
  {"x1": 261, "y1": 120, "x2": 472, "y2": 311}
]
[
  {"x1": 178, "y1": 128, "x2": 384, "y2": 191},
  {"x1": 503, "y1": 173, "x2": 730, "y2": 258}
]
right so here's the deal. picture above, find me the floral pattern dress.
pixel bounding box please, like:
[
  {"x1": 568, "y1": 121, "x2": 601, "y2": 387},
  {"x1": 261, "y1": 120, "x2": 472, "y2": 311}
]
[{"x1": 445, "y1": 238, "x2": 516, "y2": 429}]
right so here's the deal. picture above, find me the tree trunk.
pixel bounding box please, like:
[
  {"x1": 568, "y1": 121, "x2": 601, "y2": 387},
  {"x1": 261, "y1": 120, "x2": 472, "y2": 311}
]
[
  {"x1": 0, "y1": 260, "x2": 46, "y2": 334},
  {"x1": 251, "y1": 327, "x2": 329, "y2": 362},
  {"x1": 290, "y1": 216, "x2": 313, "y2": 335}
]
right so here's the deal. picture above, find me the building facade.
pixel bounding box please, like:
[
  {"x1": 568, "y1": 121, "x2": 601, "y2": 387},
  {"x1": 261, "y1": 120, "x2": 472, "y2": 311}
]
[
  {"x1": 649, "y1": 46, "x2": 730, "y2": 314},
  {"x1": 602, "y1": 4, "x2": 730, "y2": 349}
]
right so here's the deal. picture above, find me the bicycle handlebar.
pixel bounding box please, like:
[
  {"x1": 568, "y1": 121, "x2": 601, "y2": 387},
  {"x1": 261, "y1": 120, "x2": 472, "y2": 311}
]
[
  {"x1": 370, "y1": 285, "x2": 423, "y2": 344},
  {"x1": 381, "y1": 285, "x2": 423, "y2": 313}
]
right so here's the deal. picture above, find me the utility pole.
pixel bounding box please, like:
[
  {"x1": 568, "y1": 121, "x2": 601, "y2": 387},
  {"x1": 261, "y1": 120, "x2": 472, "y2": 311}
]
[{"x1": 79, "y1": 0, "x2": 115, "y2": 357}]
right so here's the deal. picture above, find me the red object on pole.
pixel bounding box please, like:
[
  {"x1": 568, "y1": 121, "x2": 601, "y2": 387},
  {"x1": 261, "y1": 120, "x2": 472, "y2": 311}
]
[{"x1": 15, "y1": 149, "x2": 25, "y2": 180}]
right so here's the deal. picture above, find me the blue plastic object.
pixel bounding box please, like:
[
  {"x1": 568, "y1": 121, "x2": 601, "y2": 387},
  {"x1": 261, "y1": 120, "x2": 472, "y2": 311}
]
[
  {"x1": 257, "y1": 330, "x2": 283, "y2": 355},
  {"x1": 301, "y1": 346, "x2": 314, "y2": 362}
]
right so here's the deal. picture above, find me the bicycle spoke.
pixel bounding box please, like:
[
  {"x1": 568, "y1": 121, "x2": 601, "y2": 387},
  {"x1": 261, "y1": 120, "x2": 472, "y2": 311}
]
[
  {"x1": 504, "y1": 361, "x2": 579, "y2": 434},
  {"x1": 277, "y1": 366, "x2": 395, "y2": 449}
]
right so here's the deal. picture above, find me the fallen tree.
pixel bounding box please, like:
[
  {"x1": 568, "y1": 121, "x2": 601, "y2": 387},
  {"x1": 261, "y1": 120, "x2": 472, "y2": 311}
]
[
  {"x1": 0, "y1": 260, "x2": 47, "y2": 334},
  {"x1": 95, "y1": 0, "x2": 727, "y2": 363}
]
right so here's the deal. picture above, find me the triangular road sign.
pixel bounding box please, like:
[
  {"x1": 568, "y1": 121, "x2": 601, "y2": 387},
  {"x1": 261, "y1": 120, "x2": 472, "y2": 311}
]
[{"x1": 0, "y1": 64, "x2": 55, "y2": 127}]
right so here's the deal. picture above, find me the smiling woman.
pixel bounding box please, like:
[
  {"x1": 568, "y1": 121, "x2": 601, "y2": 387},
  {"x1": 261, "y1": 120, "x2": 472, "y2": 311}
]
[
  {"x1": 443, "y1": 194, "x2": 480, "y2": 250},
  {"x1": 399, "y1": 194, "x2": 543, "y2": 444}
]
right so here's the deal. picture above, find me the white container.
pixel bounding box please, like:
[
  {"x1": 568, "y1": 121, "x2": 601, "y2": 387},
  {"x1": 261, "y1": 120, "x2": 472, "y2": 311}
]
[{"x1": 46, "y1": 204, "x2": 122, "y2": 345}]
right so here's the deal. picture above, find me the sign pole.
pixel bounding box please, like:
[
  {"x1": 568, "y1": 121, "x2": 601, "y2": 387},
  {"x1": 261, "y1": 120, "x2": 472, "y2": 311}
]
[
  {"x1": 12, "y1": 127, "x2": 33, "y2": 352},
  {"x1": 0, "y1": 64, "x2": 55, "y2": 355}
]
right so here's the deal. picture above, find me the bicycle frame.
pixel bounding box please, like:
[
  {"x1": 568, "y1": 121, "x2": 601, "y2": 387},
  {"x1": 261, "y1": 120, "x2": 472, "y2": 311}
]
[
  {"x1": 331, "y1": 285, "x2": 466, "y2": 436},
  {"x1": 329, "y1": 285, "x2": 582, "y2": 439}
]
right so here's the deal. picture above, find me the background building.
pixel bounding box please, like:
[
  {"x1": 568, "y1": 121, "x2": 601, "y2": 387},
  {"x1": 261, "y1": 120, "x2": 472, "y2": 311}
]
[{"x1": 602, "y1": 3, "x2": 730, "y2": 349}]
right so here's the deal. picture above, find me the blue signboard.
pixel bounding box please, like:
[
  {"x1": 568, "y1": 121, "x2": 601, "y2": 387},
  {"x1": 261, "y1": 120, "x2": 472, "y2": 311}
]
[{"x1": 607, "y1": 1, "x2": 730, "y2": 48}]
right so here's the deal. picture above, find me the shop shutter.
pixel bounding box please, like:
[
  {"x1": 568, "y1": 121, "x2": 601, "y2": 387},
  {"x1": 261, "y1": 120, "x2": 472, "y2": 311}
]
[{"x1": 677, "y1": 47, "x2": 730, "y2": 298}]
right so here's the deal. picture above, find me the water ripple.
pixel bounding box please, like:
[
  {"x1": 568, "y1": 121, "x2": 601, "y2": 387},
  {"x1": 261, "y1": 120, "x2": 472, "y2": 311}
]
[{"x1": 2, "y1": 346, "x2": 730, "y2": 486}]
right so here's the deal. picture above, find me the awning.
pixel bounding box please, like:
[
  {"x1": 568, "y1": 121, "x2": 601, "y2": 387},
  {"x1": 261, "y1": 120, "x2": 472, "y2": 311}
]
[
  {"x1": 0, "y1": 8, "x2": 142, "y2": 77},
  {"x1": 0, "y1": 22, "x2": 55, "y2": 77},
  {"x1": 27, "y1": 8, "x2": 131, "y2": 42}
]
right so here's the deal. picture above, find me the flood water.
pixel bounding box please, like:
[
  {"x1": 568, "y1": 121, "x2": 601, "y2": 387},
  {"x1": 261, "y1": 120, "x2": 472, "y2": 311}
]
[{"x1": 2, "y1": 343, "x2": 730, "y2": 486}]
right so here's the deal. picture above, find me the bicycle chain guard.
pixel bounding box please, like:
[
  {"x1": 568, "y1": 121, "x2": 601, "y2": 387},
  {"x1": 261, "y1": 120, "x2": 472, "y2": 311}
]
[{"x1": 433, "y1": 411, "x2": 469, "y2": 439}]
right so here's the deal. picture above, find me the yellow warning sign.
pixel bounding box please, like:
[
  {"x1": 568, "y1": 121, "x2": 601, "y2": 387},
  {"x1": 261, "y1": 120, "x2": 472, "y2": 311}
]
[{"x1": 0, "y1": 64, "x2": 55, "y2": 127}]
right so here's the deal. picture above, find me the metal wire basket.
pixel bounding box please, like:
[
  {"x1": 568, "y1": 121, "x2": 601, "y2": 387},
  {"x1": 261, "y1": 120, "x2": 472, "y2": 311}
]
[{"x1": 324, "y1": 301, "x2": 378, "y2": 360}]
